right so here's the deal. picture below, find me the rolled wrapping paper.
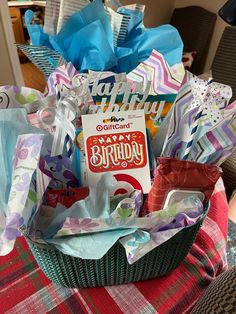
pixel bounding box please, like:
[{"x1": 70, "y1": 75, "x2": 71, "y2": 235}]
[
  {"x1": 145, "y1": 157, "x2": 221, "y2": 214},
  {"x1": 0, "y1": 133, "x2": 45, "y2": 256},
  {"x1": 182, "y1": 78, "x2": 214, "y2": 160},
  {"x1": 0, "y1": 110, "x2": 50, "y2": 217}
]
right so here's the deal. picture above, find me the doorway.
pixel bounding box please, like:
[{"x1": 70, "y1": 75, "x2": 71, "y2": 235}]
[{"x1": 1, "y1": 1, "x2": 46, "y2": 92}]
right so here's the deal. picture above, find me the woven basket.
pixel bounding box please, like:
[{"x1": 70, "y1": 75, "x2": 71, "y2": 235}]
[{"x1": 25, "y1": 204, "x2": 209, "y2": 288}]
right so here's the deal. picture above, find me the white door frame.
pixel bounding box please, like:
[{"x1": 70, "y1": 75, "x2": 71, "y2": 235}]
[{"x1": 0, "y1": 0, "x2": 24, "y2": 86}]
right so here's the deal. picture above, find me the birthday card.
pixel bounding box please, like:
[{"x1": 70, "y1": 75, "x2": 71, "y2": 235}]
[{"x1": 82, "y1": 110, "x2": 151, "y2": 194}]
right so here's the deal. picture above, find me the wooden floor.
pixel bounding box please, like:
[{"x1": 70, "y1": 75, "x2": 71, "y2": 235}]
[{"x1": 20, "y1": 62, "x2": 46, "y2": 92}]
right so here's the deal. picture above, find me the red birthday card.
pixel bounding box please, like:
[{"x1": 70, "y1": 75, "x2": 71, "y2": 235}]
[{"x1": 82, "y1": 110, "x2": 151, "y2": 193}]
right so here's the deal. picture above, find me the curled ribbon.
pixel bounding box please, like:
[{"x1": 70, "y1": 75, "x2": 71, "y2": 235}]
[{"x1": 38, "y1": 95, "x2": 80, "y2": 156}]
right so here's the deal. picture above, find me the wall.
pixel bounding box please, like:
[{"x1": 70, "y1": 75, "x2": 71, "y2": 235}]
[
  {"x1": 175, "y1": 0, "x2": 228, "y2": 72},
  {"x1": 0, "y1": 16, "x2": 16, "y2": 85},
  {"x1": 121, "y1": 0, "x2": 175, "y2": 27},
  {"x1": 0, "y1": 1, "x2": 23, "y2": 86}
]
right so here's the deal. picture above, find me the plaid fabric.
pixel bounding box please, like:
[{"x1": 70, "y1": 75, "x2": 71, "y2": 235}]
[{"x1": 0, "y1": 180, "x2": 228, "y2": 314}]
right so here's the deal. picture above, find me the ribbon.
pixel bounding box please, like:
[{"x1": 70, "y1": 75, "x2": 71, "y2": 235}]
[{"x1": 38, "y1": 95, "x2": 80, "y2": 156}]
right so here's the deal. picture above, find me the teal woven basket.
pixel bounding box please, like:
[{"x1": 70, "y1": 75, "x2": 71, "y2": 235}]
[{"x1": 25, "y1": 204, "x2": 209, "y2": 288}]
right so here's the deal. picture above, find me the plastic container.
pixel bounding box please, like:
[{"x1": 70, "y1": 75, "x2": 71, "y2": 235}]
[{"x1": 25, "y1": 203, "x2": 209, "y2": 288}]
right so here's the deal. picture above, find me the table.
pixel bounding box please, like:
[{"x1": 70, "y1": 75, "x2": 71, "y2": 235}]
[{"x1": 0, "y1": 180, "x2": 228, "y2": 314}]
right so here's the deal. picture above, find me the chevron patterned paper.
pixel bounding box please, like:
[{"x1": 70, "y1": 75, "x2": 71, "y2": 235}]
[
  {"x1": 44, "y1": 62, "x2": 78, "y2": 96},
  {"x1": 17, "y1": 45, "x2": 66, "y2": 79},
  {"x1": 162, "y1": 77, "x2": 235, "y2": 162},
  {"x1": 161, "y1": 77, "x2": 194, "y2": 157},
  {"x1": 127, "y1": 50, "x2": 185, "y2": 95},
  {"x1": 190, "y1": 109, "x2": 236, "y2": 165}
]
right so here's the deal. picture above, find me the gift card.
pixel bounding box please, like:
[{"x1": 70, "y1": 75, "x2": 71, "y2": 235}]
[{"x1": 82, "y1": 110, "x2": 151, "y2": 193}]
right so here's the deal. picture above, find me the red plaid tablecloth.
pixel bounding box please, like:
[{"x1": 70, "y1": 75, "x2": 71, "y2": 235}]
[{"x1": 0, "y1": 180, "x2": 228, "y2": 314}]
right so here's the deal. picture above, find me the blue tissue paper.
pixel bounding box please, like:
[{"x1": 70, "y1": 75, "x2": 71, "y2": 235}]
[
  {"x1": 65, "y1": 21, "x2": 117, "y2": 72},
  {"x1": 24, "y1": 0, "x2": 183, "y2": 73},
  {"x1": 25, "y1": 10, "x2": 52, "y2": 48}
]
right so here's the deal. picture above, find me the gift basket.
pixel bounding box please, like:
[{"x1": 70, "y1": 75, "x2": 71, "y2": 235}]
[{"x1": 0, "y1": 0, "x2": 236, "y2": 289}]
